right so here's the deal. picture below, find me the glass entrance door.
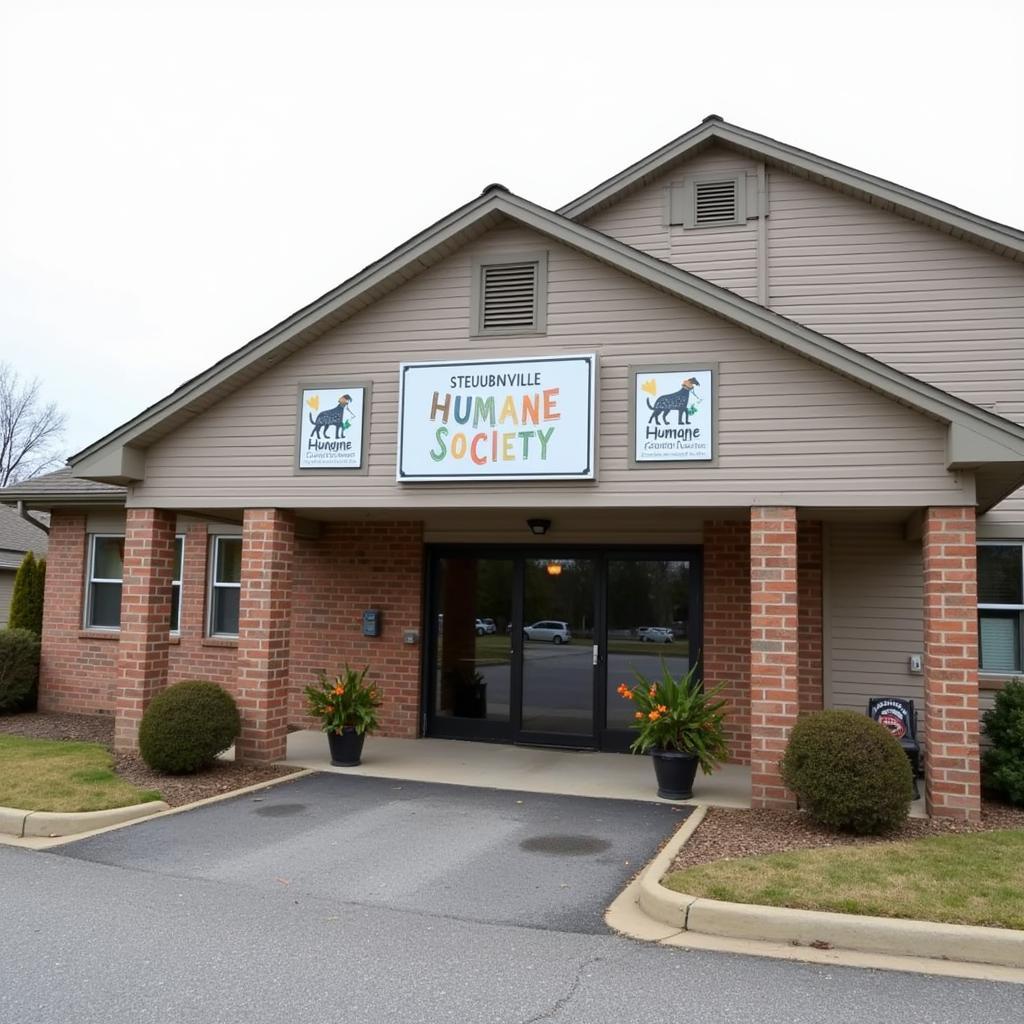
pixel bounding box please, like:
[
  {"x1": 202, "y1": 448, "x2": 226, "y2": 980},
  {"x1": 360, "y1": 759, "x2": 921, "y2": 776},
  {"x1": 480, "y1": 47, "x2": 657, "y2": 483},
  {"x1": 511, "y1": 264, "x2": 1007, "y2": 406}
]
[
  {"x1": 425, "y1": 546, "x2": 701, "y2": 751},
  {"x1": 518, "y1": 557, "x2": 598, "y2": 746}
]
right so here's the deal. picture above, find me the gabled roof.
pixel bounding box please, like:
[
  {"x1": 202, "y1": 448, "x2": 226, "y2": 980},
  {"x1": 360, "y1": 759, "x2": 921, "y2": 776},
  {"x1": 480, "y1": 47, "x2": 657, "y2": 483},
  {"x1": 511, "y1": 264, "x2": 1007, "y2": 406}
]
[
  {"x1": 0, "y1": 467, "x2": 126, "y2": 506},
  {"x1": 60, "y1": 185, "x2": 1024, "y2": 509},
  {"x1": 558, "y1": 115, "x2": 1024, "y2": 262}
]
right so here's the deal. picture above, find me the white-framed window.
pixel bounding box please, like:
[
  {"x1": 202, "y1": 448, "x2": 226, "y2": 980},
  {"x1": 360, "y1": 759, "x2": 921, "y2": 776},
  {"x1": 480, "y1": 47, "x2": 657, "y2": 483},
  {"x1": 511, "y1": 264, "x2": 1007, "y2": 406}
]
[
  {"x1": 978, "y1": 541, "x2": 1024, "y2": 673},
  {"x1": 85, "y1": 534, "x2": 125, "y2": 630},
  {"x1": 208, "y1": 535, "x2": 242, "y2": 637},
  {"x1": 170, "y1": 535, "x2": 185, "y2": 634}
]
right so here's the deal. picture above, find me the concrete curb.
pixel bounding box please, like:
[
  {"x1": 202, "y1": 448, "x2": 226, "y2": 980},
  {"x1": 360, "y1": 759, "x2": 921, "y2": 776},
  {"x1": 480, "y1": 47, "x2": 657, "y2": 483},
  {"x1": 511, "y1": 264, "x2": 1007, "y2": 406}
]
[
  {"x1": 627, "y1": 807, "x2": 1024, "y2": 973},
  {"x1": 0, "y1": 800, "x2": 170, "y2": 838}
]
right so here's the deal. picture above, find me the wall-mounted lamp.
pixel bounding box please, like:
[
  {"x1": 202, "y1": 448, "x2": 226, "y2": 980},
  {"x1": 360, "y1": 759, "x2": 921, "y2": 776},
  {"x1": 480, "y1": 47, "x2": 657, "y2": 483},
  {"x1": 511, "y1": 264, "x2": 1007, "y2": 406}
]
[{"x1": 527, "y1": 518, "x2": 551, "y2": 535}]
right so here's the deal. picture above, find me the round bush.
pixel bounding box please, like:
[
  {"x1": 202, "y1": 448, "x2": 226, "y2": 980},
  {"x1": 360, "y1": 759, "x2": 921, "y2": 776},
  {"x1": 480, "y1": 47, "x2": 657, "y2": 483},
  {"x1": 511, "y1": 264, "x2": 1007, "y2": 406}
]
[
  {"x1": 138, "y1": 681, "x2": 241, "y2": 774},
  {"x1": 780, "y1": 710, "x2": 913, "y2": 834},
  {"x1": 0, "y1": 627, "x2": 41, "y2": 712}
]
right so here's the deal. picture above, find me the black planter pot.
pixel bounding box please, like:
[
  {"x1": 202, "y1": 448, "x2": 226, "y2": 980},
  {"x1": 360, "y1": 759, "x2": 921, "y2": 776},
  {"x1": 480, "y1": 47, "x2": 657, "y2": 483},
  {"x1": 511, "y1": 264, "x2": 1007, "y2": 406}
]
[
  {"x1": 327, "y1": 727, "x2": 366, "y2": 767},
  {"x1": 651, "y1": 749, "x2": 699, "y2": 800}
]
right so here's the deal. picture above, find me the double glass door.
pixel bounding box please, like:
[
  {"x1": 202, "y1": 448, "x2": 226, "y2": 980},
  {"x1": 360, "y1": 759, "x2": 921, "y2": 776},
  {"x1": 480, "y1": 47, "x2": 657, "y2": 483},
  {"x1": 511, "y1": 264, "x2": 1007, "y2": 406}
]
[{"x1": 426, "y1": 547, "x2": 701, "y2": 751}]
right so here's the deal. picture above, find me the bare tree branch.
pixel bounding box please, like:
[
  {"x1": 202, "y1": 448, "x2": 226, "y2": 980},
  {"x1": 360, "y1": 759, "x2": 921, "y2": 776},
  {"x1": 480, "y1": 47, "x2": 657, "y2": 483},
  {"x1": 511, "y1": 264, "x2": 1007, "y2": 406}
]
[{"x1": 0, "y1": 362, "x2": 68, "y2": 487}]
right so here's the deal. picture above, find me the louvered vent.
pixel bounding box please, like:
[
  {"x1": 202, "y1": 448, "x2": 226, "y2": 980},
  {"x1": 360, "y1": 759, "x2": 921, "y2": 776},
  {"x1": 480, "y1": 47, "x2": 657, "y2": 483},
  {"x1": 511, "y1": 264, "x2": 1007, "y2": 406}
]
[
  {"x1": 694, "y1": 179, "x2": 738, "y2": 224},
  {"x1": 481, "y1": 262, "x2": 538, "y2": 331}
]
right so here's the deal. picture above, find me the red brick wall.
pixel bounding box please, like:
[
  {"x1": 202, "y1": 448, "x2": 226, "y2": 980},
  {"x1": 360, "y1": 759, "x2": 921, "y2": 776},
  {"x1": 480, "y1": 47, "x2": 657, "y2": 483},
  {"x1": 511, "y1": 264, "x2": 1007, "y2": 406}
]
[
  {"x1": 288, "y1": 521, "x2": 424, "y2": 739},
  {"x1": 39, "y1": 511, "x2": 119, "y2": 714},
  {"x1": 922, "y1": 506, "x2": 981, "y2": 821},
  {"x1": 798, "y1": 521, "x2": 824, "y2": 715},
  {"x1": 39, "y1": 513, "x2": 425, "y2": 742},
  {"x1": 703, "y1": 520, "x2": 751, "y2": 765},
  {"x1": 749, "y1": 506, "x2": 799, "y2": 809}
]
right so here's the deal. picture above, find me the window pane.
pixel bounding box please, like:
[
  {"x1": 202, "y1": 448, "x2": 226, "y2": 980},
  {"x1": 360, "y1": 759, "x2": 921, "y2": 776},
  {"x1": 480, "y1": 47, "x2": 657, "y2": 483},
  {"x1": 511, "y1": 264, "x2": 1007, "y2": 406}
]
[
  {"x1": 92, "y1": 537, "x2": 124, "y2": 581},
  {"x1": 980, "y1": 613, "x2": 1020, "y2": 672},
  {"x1": 212, "y1": 586, "x2": 240, "y2": 635},
  {"x1": 215, "y1": 538, "x2": 242, "y2": 584},
  {"x1": 170, "y1": 584, "x2": 181, "y2": 633},
  {"x1": 173, "y1": 537, "x2": 184, "y2": 583},
  {"x1": 89, "y1": 582, "x2": 122, "y2": 628},
  {"x1": 978, "y1": 546, "x2": 1022, "y2": 605}
]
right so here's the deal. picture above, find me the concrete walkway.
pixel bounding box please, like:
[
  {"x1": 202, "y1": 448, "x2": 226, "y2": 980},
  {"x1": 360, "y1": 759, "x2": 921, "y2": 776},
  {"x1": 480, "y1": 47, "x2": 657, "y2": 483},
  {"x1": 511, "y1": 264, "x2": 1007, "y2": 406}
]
[{"x1": 283, "y1": 730, "x2": 752, "y2": 806}]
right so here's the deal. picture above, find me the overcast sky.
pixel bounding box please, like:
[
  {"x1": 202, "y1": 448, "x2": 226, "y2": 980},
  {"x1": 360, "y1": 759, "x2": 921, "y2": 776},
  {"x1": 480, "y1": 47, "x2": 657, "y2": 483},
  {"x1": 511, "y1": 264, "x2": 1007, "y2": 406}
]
[{"x1": 2, "y1": 0, "x2": 1022, "y2": 459}]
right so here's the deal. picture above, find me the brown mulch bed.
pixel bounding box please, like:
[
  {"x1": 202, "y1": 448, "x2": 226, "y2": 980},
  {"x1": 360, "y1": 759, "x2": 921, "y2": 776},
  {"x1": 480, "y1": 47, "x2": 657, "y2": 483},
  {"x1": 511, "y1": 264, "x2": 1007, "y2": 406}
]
[
  {"x1": 671, "y1": 801, "x2": 1024, "y2": 871},
  {"x1": 0, "y1": 712, "x2": 301, "y2": 808}
]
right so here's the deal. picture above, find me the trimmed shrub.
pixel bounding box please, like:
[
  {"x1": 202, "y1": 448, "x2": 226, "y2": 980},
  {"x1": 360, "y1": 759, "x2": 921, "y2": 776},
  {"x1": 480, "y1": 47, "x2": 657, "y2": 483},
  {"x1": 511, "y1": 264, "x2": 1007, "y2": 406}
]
[
  {"x1": 0, "y1": 627, "x2": 41, "y2": 712},
  {"x1": 780, "y1": 710, "x2": 913, "y2": 834},
  {"x1": 8, "y1": 551, "x2": 45, "y2": 634},
  {"x1": 982, "y1": 679, "x2": 1024, "y2": 806},
  {"x1": 138, "y1": 681, "x2": 241, "y2": 774}
]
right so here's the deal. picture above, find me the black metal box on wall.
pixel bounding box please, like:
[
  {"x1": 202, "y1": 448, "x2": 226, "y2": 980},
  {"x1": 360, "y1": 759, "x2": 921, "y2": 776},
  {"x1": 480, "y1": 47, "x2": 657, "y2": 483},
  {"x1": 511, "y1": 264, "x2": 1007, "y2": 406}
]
[{"x1": 362, "y1": 609, "x2": 382, "y2": 637}]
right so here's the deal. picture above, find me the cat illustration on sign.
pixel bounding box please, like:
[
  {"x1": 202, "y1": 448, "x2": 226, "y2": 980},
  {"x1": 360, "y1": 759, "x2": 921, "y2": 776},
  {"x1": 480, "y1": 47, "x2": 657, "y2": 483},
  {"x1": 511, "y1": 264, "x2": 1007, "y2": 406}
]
[
  {"x1": 309, "y1": 394, "x2": 356, "y2": 439},
  {"x1": 646, "y1": 378, "x2": 699, "y2": 426}
]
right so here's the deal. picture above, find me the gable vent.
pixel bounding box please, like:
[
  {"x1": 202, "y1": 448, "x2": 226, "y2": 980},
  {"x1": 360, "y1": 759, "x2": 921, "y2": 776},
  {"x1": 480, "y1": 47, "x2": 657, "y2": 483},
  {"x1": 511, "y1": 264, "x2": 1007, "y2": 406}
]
[
  {"x1": 481, "y1": 262, "x2": 538, "y2": 331},
  {"x1": 694, "y1": 179, "x2": 738, "y2": 224}
]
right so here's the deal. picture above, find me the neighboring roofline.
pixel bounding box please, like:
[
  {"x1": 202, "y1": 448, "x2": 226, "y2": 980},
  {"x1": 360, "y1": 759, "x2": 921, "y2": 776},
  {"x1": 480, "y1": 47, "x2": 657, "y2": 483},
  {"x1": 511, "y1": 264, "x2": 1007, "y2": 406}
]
[
  {"x1": 557, "y1": 115, "x2": 1024, "y2": 260},
  {"x1": 0, "y1": 493, "x2": 125, "y2": 508},
  {"x1": 65, "y1": 186, "x2": 1024, "y2": 485}
]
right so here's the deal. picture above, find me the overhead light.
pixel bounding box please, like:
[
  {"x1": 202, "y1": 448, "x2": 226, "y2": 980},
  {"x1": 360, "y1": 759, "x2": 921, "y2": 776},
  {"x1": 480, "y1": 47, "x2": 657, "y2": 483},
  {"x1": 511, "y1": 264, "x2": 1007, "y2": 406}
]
[
  {"x1": 527, "y1": 518, "x2": 551, "y2": 535},
  {"x1": 546, "y1": 562, "x2": 562, "y2": 577}
]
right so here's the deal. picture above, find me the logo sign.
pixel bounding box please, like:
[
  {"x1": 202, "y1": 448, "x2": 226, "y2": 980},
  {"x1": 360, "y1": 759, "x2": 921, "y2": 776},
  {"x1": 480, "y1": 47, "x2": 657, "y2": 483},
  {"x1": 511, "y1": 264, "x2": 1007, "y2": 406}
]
[
  {"x1": 297, "y1": 384, "x2": 368, "y2": 470},
  {"x1": 398, "y1": 354, "x2": 596, "y2": 481},
  {"x1": 632, "y1": 367, "x2": 714, "y2": 462},
  {"x1": 869, "y1": 697, "x2": 914, "y2": 741}
]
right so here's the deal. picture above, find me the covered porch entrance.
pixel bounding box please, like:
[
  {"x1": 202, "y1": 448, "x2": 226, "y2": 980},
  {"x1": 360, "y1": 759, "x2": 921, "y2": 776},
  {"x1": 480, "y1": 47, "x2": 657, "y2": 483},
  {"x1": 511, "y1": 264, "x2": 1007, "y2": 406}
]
[{"x1": 424, "y1": 546, "x2": 702, "y2": 751}]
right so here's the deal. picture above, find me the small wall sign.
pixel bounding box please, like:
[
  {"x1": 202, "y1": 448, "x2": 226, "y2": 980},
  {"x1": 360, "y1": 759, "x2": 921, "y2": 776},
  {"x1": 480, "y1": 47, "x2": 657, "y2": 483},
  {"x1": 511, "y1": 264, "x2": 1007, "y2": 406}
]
[
  {"x1": 296, "y1": 383, "x2": 369, "y2": 470},
  {"x1": 631, "y1": 366, "x2": 714, "y2": 463},
  {"x1": 397, "y1": 354, "x2": 596, "y2": 481}
]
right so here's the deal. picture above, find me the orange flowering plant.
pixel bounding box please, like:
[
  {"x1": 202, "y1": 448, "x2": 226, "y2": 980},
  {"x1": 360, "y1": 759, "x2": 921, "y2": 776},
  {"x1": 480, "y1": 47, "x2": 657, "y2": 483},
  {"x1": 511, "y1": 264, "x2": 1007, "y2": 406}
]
[
  {"x1": 304, "y1": 665, "x2": 382, "y2": 736},
  {"x1": 617, "y1": 661, "x2": 729, "y2": 772}
]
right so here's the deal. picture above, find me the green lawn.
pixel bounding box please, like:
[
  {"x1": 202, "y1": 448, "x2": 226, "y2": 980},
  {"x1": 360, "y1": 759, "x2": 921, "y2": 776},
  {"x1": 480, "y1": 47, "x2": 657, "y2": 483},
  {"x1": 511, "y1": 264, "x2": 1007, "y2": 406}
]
[
  {"x1": 0, "y1": 735, "x2": 162, "y2": 813},
  {"x1": 664, "y1": 830, "x2": 1024, "y2": 930}
]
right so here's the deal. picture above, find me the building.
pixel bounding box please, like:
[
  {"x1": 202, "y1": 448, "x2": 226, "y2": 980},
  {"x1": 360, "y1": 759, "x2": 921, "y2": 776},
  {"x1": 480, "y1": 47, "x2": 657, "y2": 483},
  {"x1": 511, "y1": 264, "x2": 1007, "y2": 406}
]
[
  {"x1": 0, "y1": 503, "x2": 48, "y2": 624},
  {"x1": 3, "y1": 115, "x2": 1024, "y2": 821}
]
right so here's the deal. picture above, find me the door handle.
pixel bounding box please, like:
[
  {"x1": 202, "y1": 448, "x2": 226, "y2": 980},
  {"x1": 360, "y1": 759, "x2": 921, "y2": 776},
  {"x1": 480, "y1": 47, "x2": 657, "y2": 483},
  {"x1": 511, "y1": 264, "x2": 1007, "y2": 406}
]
[{"x1": 593, "y1": 644, "x2": 599, "y2": 667}]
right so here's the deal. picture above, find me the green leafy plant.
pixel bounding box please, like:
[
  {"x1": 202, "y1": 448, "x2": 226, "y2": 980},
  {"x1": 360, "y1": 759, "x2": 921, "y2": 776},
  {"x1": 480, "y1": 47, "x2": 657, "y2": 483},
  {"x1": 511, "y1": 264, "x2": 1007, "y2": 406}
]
[
  {"x1": 982, "y1": 678, "x2": 1024, "y2": 806},
  {"x1": 305, "y1": 665, "x2": 382, "y2": 736},
  {"x1": 138, "y1": 681, "x2": 241, "y2": 774},
  {"x1": 0, "y1": 627, "x2": 41, "y2": 712},
  {"x1": 8, "y1": 551, "x2": 45, "y2": 635},
  {"x1": 781, "y1": 710, "x2": 913, "y2": 834},
  {"x1": 616, "y1": 662, "x2": 728, "y2": 772}
]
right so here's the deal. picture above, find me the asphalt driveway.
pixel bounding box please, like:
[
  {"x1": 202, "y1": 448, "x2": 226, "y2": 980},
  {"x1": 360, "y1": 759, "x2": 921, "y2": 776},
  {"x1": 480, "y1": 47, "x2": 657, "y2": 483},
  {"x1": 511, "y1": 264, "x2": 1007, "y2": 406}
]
[{"x1": 55, "y1": 773, "x2": 690, "y2": 933}]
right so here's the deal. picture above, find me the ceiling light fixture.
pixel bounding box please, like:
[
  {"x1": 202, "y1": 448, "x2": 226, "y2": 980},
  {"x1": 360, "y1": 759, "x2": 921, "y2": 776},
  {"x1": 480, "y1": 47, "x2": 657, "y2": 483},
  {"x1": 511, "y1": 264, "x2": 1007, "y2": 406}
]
[{"x1": 527, "y1": 518, "x2": 551, "y2": 536}]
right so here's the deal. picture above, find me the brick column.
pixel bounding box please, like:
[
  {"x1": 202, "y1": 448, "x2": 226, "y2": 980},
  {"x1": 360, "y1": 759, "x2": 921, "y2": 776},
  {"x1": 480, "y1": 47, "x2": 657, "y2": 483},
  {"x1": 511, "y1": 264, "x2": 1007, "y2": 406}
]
[
  {"x1": 797, "y1": 521, "x2": 824, "y2": 715},
  {"x1": 703, "y1": 521, "x2": 751, "y2": 764},
  {"x1": 923, "y1": 506, "x2": 981, "y2": 820},
  {"x1": 236, "y1": 509, "x2": 294, "y2": 762},
  {"x1": 114, "y1": 508, "x2": 176, "y2": 752},
  {"x1": 750, "y1": 506, "x2": 799, "y2": 809}
]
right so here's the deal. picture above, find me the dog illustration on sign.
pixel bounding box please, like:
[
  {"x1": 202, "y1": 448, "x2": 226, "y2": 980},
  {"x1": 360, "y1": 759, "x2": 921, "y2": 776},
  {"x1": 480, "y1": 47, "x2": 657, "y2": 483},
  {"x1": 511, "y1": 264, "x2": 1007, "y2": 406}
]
[
  {"x1": 307, "y1": 393, "x2": 356, "y2": 439},
  {"x1": 645, "y1": 377, "x2": 699, "y2": 426}
]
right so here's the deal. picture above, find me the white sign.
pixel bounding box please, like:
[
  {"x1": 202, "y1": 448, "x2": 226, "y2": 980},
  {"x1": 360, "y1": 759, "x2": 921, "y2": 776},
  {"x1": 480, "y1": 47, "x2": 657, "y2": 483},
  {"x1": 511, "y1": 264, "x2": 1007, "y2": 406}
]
[
  {"x1": 398, "y1": 354, "x2": 596, "y2": 481},
  {"x1": 633, "y1": 368, "x2": 713, "y2": 462},
  {"x1": 297, "y1": 385, "x2": 367, "y2": 469}
]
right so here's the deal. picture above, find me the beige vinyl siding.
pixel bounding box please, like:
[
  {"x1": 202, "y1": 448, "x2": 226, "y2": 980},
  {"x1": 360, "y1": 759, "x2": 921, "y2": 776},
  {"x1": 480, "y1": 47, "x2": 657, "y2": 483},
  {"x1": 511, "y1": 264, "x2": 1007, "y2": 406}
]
[
  {"x1": 131, "y1": 224, "x2": 968, "y2": 511},
  {"x1": 0, "y1": 569, "x2": 13, "y2": 625},
  {"x1": 767, "y1": 170, "x2": 1024, "y2": 423},
  {"x1": 585, "y1": 149, "x2": 760, "y2": 301},
  {"x1": 826, "y1": 521, "x2": 925, "y2": 715}
]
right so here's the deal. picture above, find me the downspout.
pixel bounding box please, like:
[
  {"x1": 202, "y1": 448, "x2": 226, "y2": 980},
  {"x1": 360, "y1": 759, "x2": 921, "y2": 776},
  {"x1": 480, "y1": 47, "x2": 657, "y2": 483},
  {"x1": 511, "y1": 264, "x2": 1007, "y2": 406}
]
[
  {"x1": 16, "y1": 500, "x2": 50, "y2": 536},
  {"x1": 756, "y1": 161, "x2": 769, "y2": 307}
]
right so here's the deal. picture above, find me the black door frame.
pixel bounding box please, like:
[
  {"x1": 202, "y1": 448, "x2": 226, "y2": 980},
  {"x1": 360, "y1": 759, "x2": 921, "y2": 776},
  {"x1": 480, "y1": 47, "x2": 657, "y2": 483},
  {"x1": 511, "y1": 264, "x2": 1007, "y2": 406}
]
[{"x1": 422, "y1": 543, "x2": 703, "y2": 752}]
